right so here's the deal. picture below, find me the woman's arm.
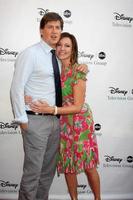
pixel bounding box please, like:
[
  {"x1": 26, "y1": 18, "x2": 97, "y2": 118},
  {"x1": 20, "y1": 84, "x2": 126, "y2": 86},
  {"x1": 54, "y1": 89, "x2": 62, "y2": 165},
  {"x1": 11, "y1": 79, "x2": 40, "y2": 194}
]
[
  {"x1": 57, "y1": 79, "x2": 86, "y2": 114},
  {"x1": 29, "y1": 79, "x2": 86, "y2": 115}
]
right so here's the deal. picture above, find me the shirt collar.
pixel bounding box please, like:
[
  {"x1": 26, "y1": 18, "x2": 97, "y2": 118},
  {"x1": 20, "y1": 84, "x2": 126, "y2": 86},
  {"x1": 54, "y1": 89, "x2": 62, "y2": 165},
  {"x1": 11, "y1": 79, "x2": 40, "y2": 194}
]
[{"x1": 40, "y1": 39, "x2": 55, "y2": 54}]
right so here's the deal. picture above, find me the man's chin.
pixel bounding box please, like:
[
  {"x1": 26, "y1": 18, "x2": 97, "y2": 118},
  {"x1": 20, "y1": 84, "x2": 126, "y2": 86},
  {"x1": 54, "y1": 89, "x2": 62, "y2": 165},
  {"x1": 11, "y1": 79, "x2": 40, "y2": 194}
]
[{"x1": 51, "y1": 41, "x2": 58, "y2": 47}]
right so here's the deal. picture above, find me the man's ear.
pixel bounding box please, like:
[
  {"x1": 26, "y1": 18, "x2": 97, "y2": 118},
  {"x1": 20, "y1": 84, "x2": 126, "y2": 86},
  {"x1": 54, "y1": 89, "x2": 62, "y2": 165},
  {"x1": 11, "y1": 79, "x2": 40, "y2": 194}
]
[{"x1": 40, "y1": 29, "x2": 43, "y2": 38}]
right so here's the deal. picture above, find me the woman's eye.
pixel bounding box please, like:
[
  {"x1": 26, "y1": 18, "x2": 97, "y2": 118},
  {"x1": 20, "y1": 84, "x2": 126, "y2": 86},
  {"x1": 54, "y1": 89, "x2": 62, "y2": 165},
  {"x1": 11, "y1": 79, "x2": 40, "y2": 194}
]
[{"x1": 66, "y1": 45, "x2": 70, "y2": 47}]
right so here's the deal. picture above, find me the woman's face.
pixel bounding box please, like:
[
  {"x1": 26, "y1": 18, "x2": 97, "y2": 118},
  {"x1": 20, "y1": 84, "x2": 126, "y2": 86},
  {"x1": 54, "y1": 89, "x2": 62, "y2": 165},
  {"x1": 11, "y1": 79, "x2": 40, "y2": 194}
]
[{"x1": 56, "y1": 37, "x2": 72, "y2": 62}]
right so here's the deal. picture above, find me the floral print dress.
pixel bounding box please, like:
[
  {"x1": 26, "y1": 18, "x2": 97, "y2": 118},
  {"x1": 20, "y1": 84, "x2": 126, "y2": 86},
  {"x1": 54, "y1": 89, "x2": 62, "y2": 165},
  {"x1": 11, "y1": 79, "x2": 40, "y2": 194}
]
[{"x1": 57, "y1": 64, "x2": 99, "y2": 174}]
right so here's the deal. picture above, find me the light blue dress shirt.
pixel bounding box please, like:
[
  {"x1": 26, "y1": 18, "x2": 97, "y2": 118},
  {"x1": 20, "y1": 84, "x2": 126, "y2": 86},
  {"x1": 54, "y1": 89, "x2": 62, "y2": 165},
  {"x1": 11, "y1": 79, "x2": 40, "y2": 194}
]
[{"x1": 10, "y1": 40, "x2": 61, "y2": 123}]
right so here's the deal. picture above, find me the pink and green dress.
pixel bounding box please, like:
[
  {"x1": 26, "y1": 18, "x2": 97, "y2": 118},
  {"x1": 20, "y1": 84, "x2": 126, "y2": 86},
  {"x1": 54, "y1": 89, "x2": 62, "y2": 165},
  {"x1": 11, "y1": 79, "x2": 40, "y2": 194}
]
[{"x1": 57, "y1": 64, "x2": 99, "y2": 174}]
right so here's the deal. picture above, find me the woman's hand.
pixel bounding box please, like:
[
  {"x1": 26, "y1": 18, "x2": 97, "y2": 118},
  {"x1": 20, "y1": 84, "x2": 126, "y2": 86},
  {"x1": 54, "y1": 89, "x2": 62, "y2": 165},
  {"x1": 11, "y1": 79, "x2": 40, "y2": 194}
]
[
  {"x1": 29, "y1": 100, "x2": 53, "y2": 114},
  {"x1": 25, "y1": 95, "x2": 32, "y2": 105},
  {"x1": 24, "y1": 95, "x2": 53, "y2": 114}
]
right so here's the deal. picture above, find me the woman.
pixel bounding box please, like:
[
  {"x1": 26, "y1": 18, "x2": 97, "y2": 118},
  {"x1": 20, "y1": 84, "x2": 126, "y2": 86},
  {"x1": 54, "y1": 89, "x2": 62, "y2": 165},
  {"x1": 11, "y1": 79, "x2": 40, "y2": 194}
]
[{"x1": 27, "y1": 32, "x2": 101, "y2": 200}]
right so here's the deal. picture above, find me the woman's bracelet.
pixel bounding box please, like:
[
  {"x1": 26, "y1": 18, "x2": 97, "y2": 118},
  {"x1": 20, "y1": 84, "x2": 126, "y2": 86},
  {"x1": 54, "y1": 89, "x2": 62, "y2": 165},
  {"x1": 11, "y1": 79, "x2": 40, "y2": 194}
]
[{"x1": 53, "y1": 106, "x2": 58, "y2": 115}]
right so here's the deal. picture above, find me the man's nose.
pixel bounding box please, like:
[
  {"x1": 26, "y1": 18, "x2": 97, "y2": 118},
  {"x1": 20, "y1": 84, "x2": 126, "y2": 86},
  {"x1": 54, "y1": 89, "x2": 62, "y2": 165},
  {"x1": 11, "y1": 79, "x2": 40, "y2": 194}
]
[{"x1": 52, "y1": 27, "x2": 57, "y2": 32}]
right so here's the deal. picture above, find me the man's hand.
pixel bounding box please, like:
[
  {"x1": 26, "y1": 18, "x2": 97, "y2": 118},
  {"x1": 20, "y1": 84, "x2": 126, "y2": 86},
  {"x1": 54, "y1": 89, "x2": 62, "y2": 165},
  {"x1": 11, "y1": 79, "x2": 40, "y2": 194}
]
[
  {"x1": 76, "y1": 64, "x2": 89, "y2": 74},
  {"x1": 20, "y1": 123, "x2": 28, "y2": 131}
]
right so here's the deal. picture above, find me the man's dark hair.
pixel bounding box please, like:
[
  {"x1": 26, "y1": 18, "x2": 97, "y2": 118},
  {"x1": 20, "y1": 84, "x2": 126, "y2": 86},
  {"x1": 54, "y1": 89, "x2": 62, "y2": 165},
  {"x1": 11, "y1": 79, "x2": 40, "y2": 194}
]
[{"x1": 40, "y1": 12, "x2": 64, "y2": 30}]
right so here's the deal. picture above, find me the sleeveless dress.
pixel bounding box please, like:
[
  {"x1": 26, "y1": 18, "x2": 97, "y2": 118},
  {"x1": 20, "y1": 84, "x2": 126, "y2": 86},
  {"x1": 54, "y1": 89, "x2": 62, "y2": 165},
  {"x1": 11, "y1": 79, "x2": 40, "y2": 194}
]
[{"x1": 57, "y1": 64, "x2": 99, "y2": 174}]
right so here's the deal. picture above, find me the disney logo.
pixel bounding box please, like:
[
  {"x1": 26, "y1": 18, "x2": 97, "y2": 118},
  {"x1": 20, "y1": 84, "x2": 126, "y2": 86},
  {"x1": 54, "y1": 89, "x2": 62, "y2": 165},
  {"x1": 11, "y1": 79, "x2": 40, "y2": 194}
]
[
  {"x1": 78, "y1": 51, "x2": 94, "y2": 60},
  {"x1": 0, "y1": 180, "x2": 18, "y2": 189},
  {"x1": 38, "y1": 8, "x2": 49, "y2": 16},
  {"x1": 109, "y1": 87, "x2": 128, "y2": 96},
  {"x1": 0, "y1": 48, "x2": 18, "y2": 57},
  {"x1": 77, "y1": 184, "x2": 87, "y2": 190},
  {"x1": 114, "y1": 12, "x2": 133, "y2": 23},
  {"x1": 0, "y1": 122, "x2": 18, "y2": 130},
  {"x1": 104, "y1": 155, "x2": 122, "y2": 163}
]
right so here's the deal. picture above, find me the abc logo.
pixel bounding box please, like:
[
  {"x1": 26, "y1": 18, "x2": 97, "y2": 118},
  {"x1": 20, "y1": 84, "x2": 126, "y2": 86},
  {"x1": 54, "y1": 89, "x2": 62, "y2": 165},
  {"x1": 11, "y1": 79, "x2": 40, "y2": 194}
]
[
  {"x1": 127, "y1": 156, "x2": 133, "y2": 163},
  {"x1": 98, "y1": 52, "x2": 106, "y2": 60},
  {"x1": 64, "y1": 10, "x2": 71, "y2": 18},
  {"x1": 95, "y1": 124, "x2": 101, "y2": 131}
]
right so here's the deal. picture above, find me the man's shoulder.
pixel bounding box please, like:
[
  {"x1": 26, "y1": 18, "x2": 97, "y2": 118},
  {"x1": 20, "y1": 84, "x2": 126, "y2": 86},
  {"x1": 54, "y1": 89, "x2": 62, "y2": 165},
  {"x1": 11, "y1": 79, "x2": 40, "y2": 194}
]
[
  {"x1": 23, "y1": 42, "x2": 40, "y2": 53},
  {"x1": 17, "y1": 42, "x2": 41, "y2": 58}
]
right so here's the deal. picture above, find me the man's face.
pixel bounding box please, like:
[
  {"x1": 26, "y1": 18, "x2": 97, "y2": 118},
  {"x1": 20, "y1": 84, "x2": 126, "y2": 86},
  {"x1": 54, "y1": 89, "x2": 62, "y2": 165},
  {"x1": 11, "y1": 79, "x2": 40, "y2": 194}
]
[{"x1": 40, "y1": 20, "x2": 62, "y2": 48}]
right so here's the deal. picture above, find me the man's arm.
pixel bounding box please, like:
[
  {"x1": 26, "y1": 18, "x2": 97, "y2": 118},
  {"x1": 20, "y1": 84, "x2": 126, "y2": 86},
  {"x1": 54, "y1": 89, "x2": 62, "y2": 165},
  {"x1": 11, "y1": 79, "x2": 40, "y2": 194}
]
[{"x1": 10, "y1": 49, "x2": 33, "y2": 124}]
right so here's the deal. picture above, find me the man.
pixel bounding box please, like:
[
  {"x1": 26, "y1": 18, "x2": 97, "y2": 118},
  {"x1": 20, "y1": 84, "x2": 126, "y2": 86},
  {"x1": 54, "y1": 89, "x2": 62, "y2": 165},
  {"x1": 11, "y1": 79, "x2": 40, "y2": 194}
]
[{"x1": 10, "y1": 12, "x2": 87, "y2": 200}]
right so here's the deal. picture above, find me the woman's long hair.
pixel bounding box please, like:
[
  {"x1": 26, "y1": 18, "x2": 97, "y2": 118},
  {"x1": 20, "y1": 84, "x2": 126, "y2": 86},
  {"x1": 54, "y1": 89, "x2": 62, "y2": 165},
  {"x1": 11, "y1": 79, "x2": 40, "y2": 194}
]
[{"x1": 57, "y1": 32, "x2": 78, "y2": 65}]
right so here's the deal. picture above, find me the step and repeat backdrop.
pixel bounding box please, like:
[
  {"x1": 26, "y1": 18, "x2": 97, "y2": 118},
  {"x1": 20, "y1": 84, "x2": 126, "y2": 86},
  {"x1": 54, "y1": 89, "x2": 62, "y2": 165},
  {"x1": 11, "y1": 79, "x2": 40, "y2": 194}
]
[{"x1": 0, "y1": 0, "x2": 133, "y2": 199}]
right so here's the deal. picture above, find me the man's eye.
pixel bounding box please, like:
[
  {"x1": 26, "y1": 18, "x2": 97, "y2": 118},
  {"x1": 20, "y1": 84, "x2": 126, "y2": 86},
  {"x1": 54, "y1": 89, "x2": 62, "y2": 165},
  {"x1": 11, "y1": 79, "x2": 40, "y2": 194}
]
[{"x1": 56, "y1": 26, "x2": 61, "y2": 30}]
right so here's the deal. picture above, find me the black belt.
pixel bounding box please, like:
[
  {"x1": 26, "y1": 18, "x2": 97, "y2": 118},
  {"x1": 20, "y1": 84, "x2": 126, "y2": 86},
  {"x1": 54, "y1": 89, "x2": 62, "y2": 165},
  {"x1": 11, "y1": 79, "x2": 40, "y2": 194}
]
[{"x1": 26, "y1": 110, "x2": 52, "y2": 116}]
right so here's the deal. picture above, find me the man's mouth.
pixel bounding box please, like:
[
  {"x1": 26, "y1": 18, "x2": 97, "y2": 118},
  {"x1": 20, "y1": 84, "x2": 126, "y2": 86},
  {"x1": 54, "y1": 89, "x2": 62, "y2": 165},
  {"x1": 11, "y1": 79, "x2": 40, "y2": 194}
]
[{"x1": 51, "y1": 35, "x2": 57, "y2": 39}]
